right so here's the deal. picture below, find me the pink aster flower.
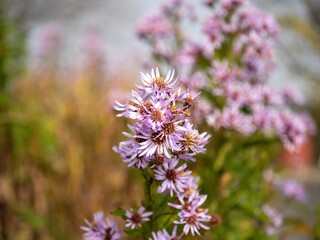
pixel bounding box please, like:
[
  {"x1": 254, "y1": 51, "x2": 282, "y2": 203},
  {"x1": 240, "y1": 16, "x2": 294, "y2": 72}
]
[
  {"x1": 137, "y1": 14, "x2": 174, "y2": 39},
  {"x1": 138, "y1": 68, "x2": 178, "y2": 95},
  {"x1": 273, "y1": 110, "x2": 307, "y2": 151},
  {"x1": 125, "y1": 207, "x2": 153, "y2": 230},
  {"x1": 263, "y1": 205, "x2": 282, "y2": 236},
  {"x1": 203, "y1": 14, "x2": 225, "y2": 47},
  {"x1": 174, "y1": 204, "x2": 211, "y2": 236},
  {"x1": 281, "y1": 86, "x2": 304, "y2": 106},
  {"x1": 150, "y1": 226, "x2": 183, "y2": 240},
  {"x1": 221, "y1": 0, "x2": 246, "y2": 11},
  {"x1": 169, "y1": 191, "x2": 207, "y2": 213},
  {"x1": 278, "y1": 179, "x2": 307, "y2": 203},
  {"x1": 154, "y1": 158, "x2": 191, "y2": 196},
  {"x1": 81, "y1": 212, "x2": 123, "y2": 240}
]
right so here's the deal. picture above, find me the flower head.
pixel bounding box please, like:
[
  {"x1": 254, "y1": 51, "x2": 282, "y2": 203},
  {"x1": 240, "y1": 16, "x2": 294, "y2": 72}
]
[
  {"x1": 154, "y1": 158, "x2": 191, "y2": 196},
  {"x1": 125, "y1": 206, "x2": 153, "y2": 229},
  {"x1": 150, "y1": 226, "x2": 183, "y2": 240},
  {"x1": 278, "y1": 179, "x2": 306, "y2": 203},
  {"x1": 263, "y1": 205, "x2": 282, "y2": 236},
  {"x1": 81, "y1": 212, "x2": 123, "y2": 240},
  {"x1": 174, "y1": 204, "x2": 211, "y2": 236}
]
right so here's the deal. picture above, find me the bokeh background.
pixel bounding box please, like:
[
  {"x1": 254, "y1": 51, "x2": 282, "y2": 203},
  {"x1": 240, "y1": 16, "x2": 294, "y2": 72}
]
[{"x1": 1, "y1": 0, "x2": 320, "y2": 239}]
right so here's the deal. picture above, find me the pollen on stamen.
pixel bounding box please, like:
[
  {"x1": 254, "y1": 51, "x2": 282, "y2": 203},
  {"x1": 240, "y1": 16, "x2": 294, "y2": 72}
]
[
  {"x1": 153, "y1": 77, "x2": 167, "y2": 90},
  {"x1": 183, "y1": 203, "x2": 192, "y2": 212},
  {"x1": 166, "y1": 169, "x2": 177, "y2": 181},
  {"x1": 150, "y1": 109, "x2": 163, "y2": 122},
  {"x1": 187, "y1": 214, "x2": 198, "y2": 225},
  {"x1": 163, "y1": 122, "x2": 175, "y2": 135},
  {"x1": 153, "y1": 155, "x2": 164, "y2": 166},
  {"x1": 131, "y1": 213, "x2": 142, "y2": 224},
  {"x1": 139, "y1": 102, "x2": 152, "y2": 114}
]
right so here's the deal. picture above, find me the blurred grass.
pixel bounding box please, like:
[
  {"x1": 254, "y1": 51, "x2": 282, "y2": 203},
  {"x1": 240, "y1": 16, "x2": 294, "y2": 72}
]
[
  {"x1": 0, "y1": 4, "x2": 145, "y2": 238},
  {"x1": 3, "y1": 67, "x2": 147, "y2": 239},
  {"x1": 0, "y1": 51, "x2": 145, "y2": 239}
]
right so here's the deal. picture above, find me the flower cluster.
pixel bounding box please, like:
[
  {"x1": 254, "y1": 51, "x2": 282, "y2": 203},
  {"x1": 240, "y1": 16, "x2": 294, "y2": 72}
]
[
  {"x1": 113, "y1": 68, "x2": 211, "y2": 236},
  {"x1": 263, "y1": 205, "x2": 283, "y2": 236},
  {"x1": 171, "y1": 184, "x2": 211, "y2": 236},
  {"x1": 137, "y1": 0, "x2": 315, "y2": 151},
  {"x1": 113, "y1": 68, "x2": 210, "y2": 167}
]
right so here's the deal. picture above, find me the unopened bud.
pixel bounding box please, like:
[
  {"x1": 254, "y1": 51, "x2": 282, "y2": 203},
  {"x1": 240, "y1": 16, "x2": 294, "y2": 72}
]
[{"x1": 210, "y1": 214, "x2": 222, "y2": 225}]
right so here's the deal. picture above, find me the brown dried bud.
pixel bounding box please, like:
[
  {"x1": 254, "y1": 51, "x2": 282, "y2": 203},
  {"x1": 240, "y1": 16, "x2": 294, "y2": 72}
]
[{"x1": 210, "y1": 214, "x2": 222, "y2": 226}]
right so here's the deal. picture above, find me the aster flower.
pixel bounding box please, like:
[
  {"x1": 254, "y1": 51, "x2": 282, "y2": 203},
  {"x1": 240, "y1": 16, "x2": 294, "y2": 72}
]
[
  {"x1": 113, "y1": 90, "x2": 147, "y2": 119},
  {"x1": 138, "y1": 68, "x2": 178, "y2": 95},
  {"x1": 81, "y1": 212, "x2": 123, "y2": 240},
  {"x1": 282, "y1": 86, "x2": 304, "y2": 105},
  {"x1": 154, "y1": 158, "x2": 192, "y2": 196},
  {"x1": 113, "y1": 124, "x2": 151, "y2": 168},
  {"x1": 125, "y1": 206, "x2": 153, "y2": 229},
  {"x1": 174, "y1": 204, "x2": 211, "y2": 236},
  {"x1": 169, "y1": 191, "x2": 207, "y2": 212},
  {"x1": 137, "y1": 14, "x2": 174, "y2": 39},
  {"x1": 181, "y1": 176, "x2": 200, "y2": 197},
  {"x1": 137, "y1": 115, "x2": 189, "y2": 158},
  {"x1": 150, "y1": 226, "x2": 183, "y2": 240},
  {"x1": 221, "y1": 0, "x2": 246, "y2": 11},
  {"x1": 273, "y1": 110, "x2": 307, "y2": 150},
  {"x1": 263, "y1": 205, "x2": 282, "y2": 236},
  {"x1": 203, "y1": 14, "x2": 225, "y2": 47},
  {"x1": 277, "y1": 179, "x2": 306, "y2": 203},
  {"x1": 179, "y1": 123, "x2": 210, "y2": 159}
]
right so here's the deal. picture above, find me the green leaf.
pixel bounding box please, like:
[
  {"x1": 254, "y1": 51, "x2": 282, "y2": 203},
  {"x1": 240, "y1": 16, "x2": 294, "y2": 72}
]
[
  {"x1": 125, "y1": 228, "x2": 141, "y2": 235},
  {"x1": 111, "y1": 207, "x2": 126, "y2": 219},
  {"x1": 11, "y1": 204, "x2": 45, "y2": 231}
]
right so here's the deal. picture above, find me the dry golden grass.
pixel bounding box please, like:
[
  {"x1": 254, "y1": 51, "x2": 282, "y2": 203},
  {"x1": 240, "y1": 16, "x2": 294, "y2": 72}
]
[{"x1": 3, "y1": 65, "x2": 143, "y2": 239}]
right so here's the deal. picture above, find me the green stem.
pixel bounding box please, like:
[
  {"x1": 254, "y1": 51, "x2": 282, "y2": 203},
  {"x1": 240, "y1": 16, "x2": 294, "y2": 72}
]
[{"x1": 142, "y1": 169, "x2": 154, "y2": 239}]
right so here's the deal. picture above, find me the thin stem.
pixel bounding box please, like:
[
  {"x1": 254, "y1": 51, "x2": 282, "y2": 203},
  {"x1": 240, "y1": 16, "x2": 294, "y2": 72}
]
[{"x1": 142, "y1": 169, "x2": 154, "y2": 239}]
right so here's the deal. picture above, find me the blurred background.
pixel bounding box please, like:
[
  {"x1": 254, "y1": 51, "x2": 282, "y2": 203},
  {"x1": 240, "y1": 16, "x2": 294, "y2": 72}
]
[{"x1": 1, "y1": 0, "x2": 320, "y2": 239}]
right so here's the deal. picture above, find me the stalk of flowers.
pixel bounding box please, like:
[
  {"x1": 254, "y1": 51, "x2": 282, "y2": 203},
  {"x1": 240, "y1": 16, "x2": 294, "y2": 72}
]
[
  {"x1": 136, "y1": 0, "x2": 315, "y2": 151},
  {"x1": 137, "y1": 0, "x2": 197, "y2": 68},
  {"x1": 112, "y1": 68, "x2": 211, "y2": 238},
  {"x1": 137, "y1": 1, "x2": 315, "y2": 239}
]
